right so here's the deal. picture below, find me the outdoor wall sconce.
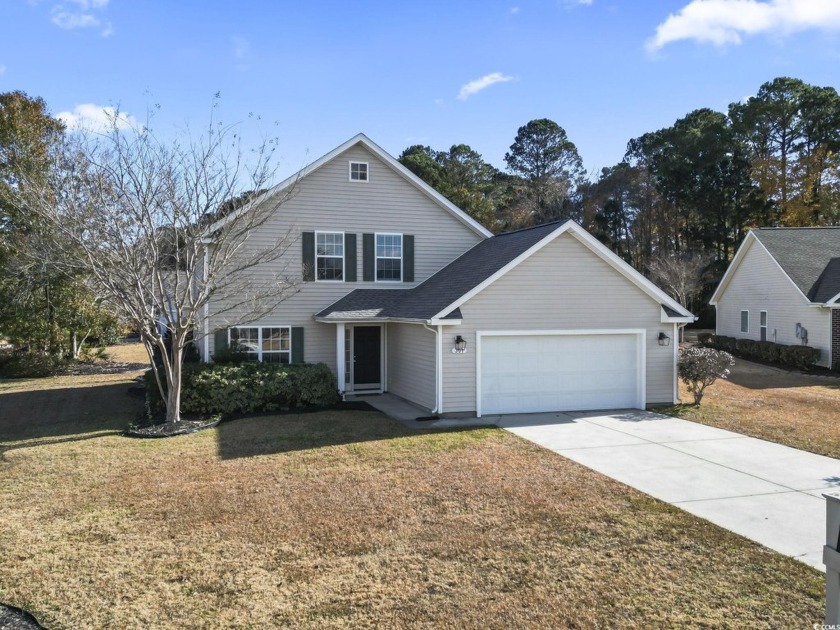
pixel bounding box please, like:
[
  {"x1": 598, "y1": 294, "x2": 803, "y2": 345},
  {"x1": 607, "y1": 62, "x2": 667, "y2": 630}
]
[
  {"x1": 452, "y1": 335, "x2": 467, "y2": 354},
  {"x1": 658, "y1": 332, "x2": 671, "y2": 347}
]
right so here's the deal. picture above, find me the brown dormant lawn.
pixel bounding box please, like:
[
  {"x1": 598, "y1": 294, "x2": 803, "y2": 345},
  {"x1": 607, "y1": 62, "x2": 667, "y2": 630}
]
[
  {"x1": 0, "y1": 348, "x2": 825, "y2": 629},
  {"x1": 666, "y1": 356, "x2": 840, "y2": 459}
]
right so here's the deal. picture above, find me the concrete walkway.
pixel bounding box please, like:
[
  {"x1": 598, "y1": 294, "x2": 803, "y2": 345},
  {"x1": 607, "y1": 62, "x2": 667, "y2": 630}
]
[{"x1": 499, "y1": 409, "x2": 839, "y2": 570}]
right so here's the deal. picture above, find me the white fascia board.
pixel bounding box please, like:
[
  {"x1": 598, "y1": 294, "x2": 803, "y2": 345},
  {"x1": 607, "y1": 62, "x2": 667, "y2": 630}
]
[
  {"x1": 313, "y1": 316, "x2": 462, "y2": 325},
  {"x1": 428, "y1": 222, "x2": 573, "y2": 321},
  {"x1": 709, "y1": 232, "x2": 755, "y2": 306},
  {"x1": 568, "y1": 226, "x2": 694, "y2": 318},
  {"x1": 430, "y1": 220, "x2": 695, "y2": 322},
  {"x1": 358, "y1": 135, "x2": 493, "y2": 239},
  {"x1": 661, "y1": 311, "x2": 695, "y2": 324},
  {"x1": 205, "y1": 133, "x2": 492, "y2": 239},
  {"x1": 710, "y1": 230, "x2": 813, "y2": 306}
]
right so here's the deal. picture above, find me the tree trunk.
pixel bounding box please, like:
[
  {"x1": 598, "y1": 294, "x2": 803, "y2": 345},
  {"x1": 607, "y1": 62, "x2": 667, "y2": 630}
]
[{"x1": 164, "y1": 343, "x2": 183, "y2": 424}]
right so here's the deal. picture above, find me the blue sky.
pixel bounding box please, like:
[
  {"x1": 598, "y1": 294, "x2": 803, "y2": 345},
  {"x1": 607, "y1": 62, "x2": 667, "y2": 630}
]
[{"x1": 3, "y1": 0, "x2": 840, "y2": 179}]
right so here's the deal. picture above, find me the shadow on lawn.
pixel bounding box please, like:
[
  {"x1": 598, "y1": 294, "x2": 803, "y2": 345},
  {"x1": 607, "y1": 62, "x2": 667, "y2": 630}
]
[
  {"x1": 725, "y1": 358, "x2": 840, "y2": 391},
  {"x1": 214, "y1": 408, "x2": 454, "y2": 460},
  {"x1": 0, "y1": 381, "x2": 142, "y2": 447}
]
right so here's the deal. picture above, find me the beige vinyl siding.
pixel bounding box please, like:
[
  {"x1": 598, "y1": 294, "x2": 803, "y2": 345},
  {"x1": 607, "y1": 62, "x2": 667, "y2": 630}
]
[
  {"x1": 386, "y1": 323, "x2": 436, "y2": 411},
  {"x1": 715, "y1": 238, "x2": 831, "y2": 366},
  {"x1": 442, "y1": 232, "x2": 676, "y2": 413},
  {"x1": 206, "y1": 144, "x2": 483, "y2": 367}
]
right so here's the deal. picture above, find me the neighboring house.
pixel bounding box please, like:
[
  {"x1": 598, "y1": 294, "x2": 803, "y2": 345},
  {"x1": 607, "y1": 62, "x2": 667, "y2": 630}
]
[
  {"x1": 710, "y1": 227, "x2": 840, "y2": 368},
  {"x1": 202, "y1": 133, "x2": 695, "y2": 416}
]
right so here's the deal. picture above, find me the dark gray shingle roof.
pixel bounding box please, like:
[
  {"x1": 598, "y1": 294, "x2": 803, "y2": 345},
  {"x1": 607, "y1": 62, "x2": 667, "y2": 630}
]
[
  {"x1": 753, "y1": 227, "x2": 840, "y2": 302},
  {"x1": 317, "y1": 221, "x2": 563, "y2": 321}
]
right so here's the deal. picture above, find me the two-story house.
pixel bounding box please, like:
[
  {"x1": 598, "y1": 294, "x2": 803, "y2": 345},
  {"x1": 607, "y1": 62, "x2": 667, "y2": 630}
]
[{"x1": 201, "y1": 134, "x2": 694, "y2": 417}]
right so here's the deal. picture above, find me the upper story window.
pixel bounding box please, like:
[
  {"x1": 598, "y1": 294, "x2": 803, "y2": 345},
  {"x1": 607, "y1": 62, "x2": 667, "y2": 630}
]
[
  {"x1": 376, "y1": 233, "x2": 402, "y2": 282},
  {"x1": 316, "y1": 231, "x2": 344, "y2": 281},
  {"x1": 349, "y1": 161, "x2": 368, "y2": 182},
  {"x1": 230, "y1": 326, "x2": 291, "y2": 364}
]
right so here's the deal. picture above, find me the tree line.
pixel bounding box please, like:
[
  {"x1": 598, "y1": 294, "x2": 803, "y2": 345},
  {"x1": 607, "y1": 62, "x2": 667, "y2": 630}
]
[
  {"x1": 398, "y1": 76, "x2": 840, "y2": 319},
  {"x1": 1, "y1": 75, "x2": 838, "y2": 363}
]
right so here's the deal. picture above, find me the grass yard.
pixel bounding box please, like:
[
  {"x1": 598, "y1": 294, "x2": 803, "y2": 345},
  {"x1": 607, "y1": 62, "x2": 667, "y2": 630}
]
[
  {"x1": 665, "y1": 356, "x2": 840, "y2": 459},
  {"x1": 0, "y1": 348, "x2": 825, "y2": 629}
]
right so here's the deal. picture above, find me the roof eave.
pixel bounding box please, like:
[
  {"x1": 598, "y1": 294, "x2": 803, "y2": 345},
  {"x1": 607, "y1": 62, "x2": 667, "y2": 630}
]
[{"x1": 314, "y1": 316, "x2": 462, "y2": 325}]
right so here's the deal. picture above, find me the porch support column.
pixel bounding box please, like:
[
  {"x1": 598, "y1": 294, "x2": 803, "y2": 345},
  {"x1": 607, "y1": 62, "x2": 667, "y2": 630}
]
[{"x1": 336, "y1": 324, "x2": 346, "y2": 396}]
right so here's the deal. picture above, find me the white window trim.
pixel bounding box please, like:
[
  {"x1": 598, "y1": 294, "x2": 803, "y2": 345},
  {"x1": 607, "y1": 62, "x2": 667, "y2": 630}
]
[
  {"x1": 374, "y1": 232, "x2": 403, "y2": 283},
  {"x1": 229, "y1": 326, "x2": 292, "y2": 363},
  {"x1": 740, "y1": 310, "x2": 749, "y2": 333},
  {"x1": 315, "y1": 230, "x2": 345, "y2": 283},
  {"x1": 349, "y1": 161, "x2": 369, "y2": 182}
]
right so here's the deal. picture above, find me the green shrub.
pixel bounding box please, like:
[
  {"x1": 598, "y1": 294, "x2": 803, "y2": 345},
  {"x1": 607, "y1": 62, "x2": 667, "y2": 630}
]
[
  {"x1": 0, "y1": 351, "x2": 68, "y2": 378},
  {"x1": 679, "y1": 347, "x2": 735, "y2": 405},
  {"x1": 712, "y1": 335, "x2": 738, "y2": 352},
  {"x1": 778, "y1": 345, "x2": 821, "y2": 370},
  {"x1": 726, "y1": 337, "x2": 820, "y2": 369},
  {"x1": 145, "y1": 362, "x2": 339, "y2": 418},
  {"x1": 696, "y1": 332, "x2": 714, "y2": 345},
  {"x1": 209, "y1": 343, "x2": 251, "y2": 364}
]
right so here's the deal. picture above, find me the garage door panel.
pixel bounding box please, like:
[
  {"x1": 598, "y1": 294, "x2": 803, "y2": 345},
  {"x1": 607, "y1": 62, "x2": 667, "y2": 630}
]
[{"x1": 480, "y1": 333, "x2": 642, "y2": 415}]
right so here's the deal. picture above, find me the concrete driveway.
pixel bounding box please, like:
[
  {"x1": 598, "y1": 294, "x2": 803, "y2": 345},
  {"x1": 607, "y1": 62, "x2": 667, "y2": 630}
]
[{"x1": 498, "y1": 409, "x2": 840, "y2": 570}]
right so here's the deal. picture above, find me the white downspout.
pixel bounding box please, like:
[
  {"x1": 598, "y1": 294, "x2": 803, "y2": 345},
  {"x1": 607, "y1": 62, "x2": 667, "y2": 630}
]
[
  {"x1": 423, "y1": 323, "x2": 440, "y2": 414},
  {"x1": 336, "y1": 324, "x2": 346, "y2": 399},
  {"x1": 673, "y1": 322, "x2": 679, "y2": 404},
  {"x1": 202, "y1": 247, "x2": 210, "y2": 362}
]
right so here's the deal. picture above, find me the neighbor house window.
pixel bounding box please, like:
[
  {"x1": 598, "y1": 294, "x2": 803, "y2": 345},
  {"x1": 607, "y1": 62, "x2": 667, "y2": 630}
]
[
  {"x1": 316, "y1": 231, "x2": 344, "y2": 281},
  {"x1": 230, "y1": 326, "x2": 291, "y2": 363},
  {"x1": 740, "y1": 310, "x2": 749, "y2": 333},
  {"x1": 760, "y1": 310, "x2": 767, "y2": 341},
  {"x1": 375, "y1": 233, "x2": 402, "y2": 282},
  {"x1": 349, "y1": 161, "x2": 368, "y2": 182}
]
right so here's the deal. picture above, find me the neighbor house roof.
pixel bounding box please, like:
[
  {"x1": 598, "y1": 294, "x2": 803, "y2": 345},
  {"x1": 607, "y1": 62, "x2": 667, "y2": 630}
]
[
  {"x1": 754, "y1": 228, "x2": 840, "y2": 302},
  {"x1": 317, "y1": 220, "x2": 695, "y2": 324},
  {"x1": 710, "y1": 227, "x2": 840, "y2": 305}
]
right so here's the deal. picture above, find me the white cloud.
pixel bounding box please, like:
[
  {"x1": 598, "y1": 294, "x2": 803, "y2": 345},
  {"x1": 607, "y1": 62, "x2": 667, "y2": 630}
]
[
  {"x1": 648, "y1": 0, "x2": 840, "y2": 51},
  {"x1": 563, "y1": 0, "x2": 593, "y2": 6},
  {"x1": 50, "y1": 0, "x2": 112, "y2": 36},
  {"x1": 457, "y1": 72, "x2": 515, "y2": 101},
  {"x1": 510, "y1": 6, "x2": 520, "y2": 14},
  {"x1": 0, "y1": 65, "x2": 6, "y2": 76},
  {"x1": 57, "y1": 104, "x2": 137, "y2": 133},
  {"x1": 231, "y1": 35, "x2": 250, "y2": 60},
  {"x1": 51, "y1": 8, "x2": 99, "y2": 29}
]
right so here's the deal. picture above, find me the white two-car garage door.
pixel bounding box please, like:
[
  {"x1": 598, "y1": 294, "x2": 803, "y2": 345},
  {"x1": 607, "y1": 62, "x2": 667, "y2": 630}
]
[{"x1": 478, "y1": 331, "x2": 644, "y2": 416}]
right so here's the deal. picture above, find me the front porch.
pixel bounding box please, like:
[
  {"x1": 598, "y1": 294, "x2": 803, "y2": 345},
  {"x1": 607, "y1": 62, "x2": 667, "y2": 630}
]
[
  {"x1": 330, "y1": 320, "x2": 443, "y2": 413},
  {"x1": 346, "y1": 391, "x2": 494, "y2": 430}
]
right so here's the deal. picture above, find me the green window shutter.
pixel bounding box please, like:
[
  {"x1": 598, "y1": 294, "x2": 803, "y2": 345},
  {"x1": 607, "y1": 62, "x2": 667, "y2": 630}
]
[
  {"x1": 403, "y1": 234, "x2": 414, "y2": 283},
  {"x1": 302, "y1": 232, "x2": 315, "y2": 281},
  {"x1": 363, "y1": 233, "x2": 375, "y2": 282},
  {"x1": 291, "y1": 327, "x2": 305, "y2": 363},
  {"x1": 345, "y1": 233, "x2": 357, "y2": 282},
  {"x1": 213, "y1": 329, "x2": 228, "y2": 358}
]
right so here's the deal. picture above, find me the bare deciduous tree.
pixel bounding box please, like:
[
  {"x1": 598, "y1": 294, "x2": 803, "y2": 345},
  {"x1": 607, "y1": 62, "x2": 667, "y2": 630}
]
[
  {"x1": 648, "y1": 251, "x2": 712, "y2": 311},
  {"x1": 22, "y1": 109, "x2": 299, "y2": 423}
]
